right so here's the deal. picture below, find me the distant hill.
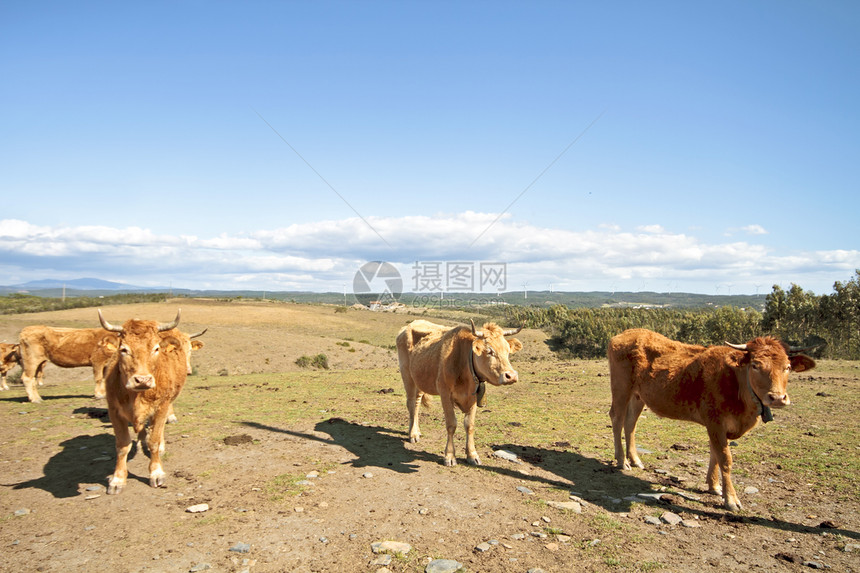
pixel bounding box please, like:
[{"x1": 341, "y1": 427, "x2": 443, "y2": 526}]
[{"x1": 11, "y1": 278, "x2": 143, "y2": 291}]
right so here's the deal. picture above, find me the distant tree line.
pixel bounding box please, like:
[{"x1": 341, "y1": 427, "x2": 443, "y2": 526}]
[
  {"x1": 0, "y1": 292, "x2": 170, "y2": 315},
  {"x1": 483, "y1": 270, "x2": 860, "y2": 360}
]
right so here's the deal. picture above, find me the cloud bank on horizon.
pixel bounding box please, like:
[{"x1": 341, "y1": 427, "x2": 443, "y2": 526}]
[{"x1": 1, "y1": 216, "x2": 856, "y2": 295}]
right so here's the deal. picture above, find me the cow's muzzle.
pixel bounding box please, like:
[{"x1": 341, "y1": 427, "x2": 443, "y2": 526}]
[
  {"x1": 127, "y1": 375, "x2": 156, "y2": 391},
  {"x1": 765, "y1": 392, "x2": 790, "y2": 408},
  {"x1": 498, "y1": 370, "x2": 519, "y2": 385}
]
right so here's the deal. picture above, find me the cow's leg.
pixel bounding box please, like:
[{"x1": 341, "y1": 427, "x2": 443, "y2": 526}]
[
  {"x1": 91, "y1": 364, "x2": 106, "y2": 399},
  {"x1": 144, "y1": 406, "x2": 170, "y2": 488},
  {"x1": 402, "y1": 373, "x2": 422, "y2": 443},
  {"x1": 707, "y1": 428, "x2": 741, "y2": 511},
  {"x1": 439, "y1": 393, "x2": 458, "y2": 466},
  {"x1": 624, "y1": 397, "x2": 646, "y2": 469},
  {"x1": 463, "y1": 401, "x2": 481, "y2": 466},
  {"x1": 706, "y1": 445, "x2": 722, "y2": 496},
  {"x1": 609, "y1": 360, "x2": 634, "y2": 469},
  {"x1": 0, "y1": 372, "x2": 8, "y2": 391},
  {"x1": 108, "y1": 416, "x2": 133, "y2": 494},
  {"x1": 20, "y1": 360, "x2": 44, "y2": 403},
  {"x1": 166, "y1": 403, "x2": 178, "y2": 424}
]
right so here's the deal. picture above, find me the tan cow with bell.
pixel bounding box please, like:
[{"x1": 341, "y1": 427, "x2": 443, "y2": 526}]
[
  {"x1": 396, "y1": 319, "x2": 523, "y2": 466},
  {"x1": 608, "y1": 328, "x2": 815, "y2": 511},
  {"x1": 98, "y1": 310, "x2": 188, "y2": 494}
]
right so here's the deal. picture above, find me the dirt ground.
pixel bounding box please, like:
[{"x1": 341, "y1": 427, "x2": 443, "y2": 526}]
[{"x1": 1, "y1": 300, "x2": 859, "y2": 573}]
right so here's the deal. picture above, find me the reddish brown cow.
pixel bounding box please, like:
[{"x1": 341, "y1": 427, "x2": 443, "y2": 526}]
[
  {"x1": 98, "y1": 309, "x2": 188, "y2": 494},
  {"x1": 1, "y1": 343, "x2": 21, "y2": 391},
  {"x1": 18, "y1": 326, "x2": 119, "y2": 402},
  {"x1": 396, "y1": 319, "x2": 523, "y2": 466},
  {"x1": 608, "y1": 328, "x2": 815, "y2": 511}
]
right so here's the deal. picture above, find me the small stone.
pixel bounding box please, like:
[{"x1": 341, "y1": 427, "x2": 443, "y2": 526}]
[
  {"x1": 541, "y1": 516, "x2": 551, "y2": 523},
  {"x1": 527, "y1": 570, "x2": 548, "y2": 573},
  {"x1": 426, "y1": 559, "x2": 464, "y2": 573},
  {"x1": 186, "y1": 504, "x2": 209, "y2": 513},
  {"x1": 545, "y1": 500, "x2": 582, "y2": 513},
  {"x1": 819, "y1": 520, "x2": 838, "y2": 529},
  {"x1": 644, "y1": 516, "x2": 662, "y2": 526},
  {"x1": 190, "y1": 564, "x2": 212, "y2": 572},
  {"x1": 371, "y1": 540, "x2": 412, "y2": 556},
  {"x1": 589, "y1": 539, "x2": 601, "y2": 547},
  {"x1": 654, "y1": 469, "x2": 669, "y2": 475},
  {"x1": 363, "y1": 472, "x2": 374, "y2": 478},
  {"x1": 306, "y1": 471, "x2": 319, "y2": 478},
  {"x1": 85, "y1": 486, "x2": 102, "y2": 492},
  {"x1": 545, "y1": 542, "x2": 559, "y2": 551},
  {"x1": 802, "y1": 561, "x2": 825, "y2": 570},
  {"x1": 557, "y1": 534, "x2": 571, "y2": 543},
  {"x1": 371, "y1": 554, "x2": 392, "y2": 566},
  {"x1": 13, "y1": 509, "x2": 30, "y2": 517},
  {"x1": 530, "y1": 531, "x2": 548, "y2": 539},
  {"x1": 85, "y1": 495, "x2": 100, "y2": 500},
  {"x1": 511, "y1": 533, "x2": 526, "y2": 540},
  {"x1": 744, "y1": 486, "x2": 759, "y2": 495},
  {"x1": 843, "y1": 543, "x2": 860, "y2": 553},
  {"x1": 493, "y1": 449, "x2": 521, "y2": 463},
  {"x1": 637, "y1": 492, "x2": 665, "y2": 502},
  {"x1": 319, "y1": 537, "x2": 328, "y2": 543},
  {"x1": 294, "y1": 507, "x2": 304, "y2": 513},
  {"x1": 296, "y1": 480, "x2": 313, "y2": 486},
  {"x1": 681, "y1": 520, "x2": 702, "y2": 528},
  {"x1": 475, "y1": 542, "x2": 491, "y2": 552},
  {"x1": 418, "y1": 508, "x2": 429, "y2": 515},
  {"x1": 516, "y1": 486, "x2": 534, "y2": 495},
  {"x1": 229, "y1": 542, "x2": 251, "y2": 554},
  {"x1": 660, "y1": 511, "x2": 683, "y2": 526},
  {"x1": 317, "y1": 501, "x2": 329, "y2": 509}
]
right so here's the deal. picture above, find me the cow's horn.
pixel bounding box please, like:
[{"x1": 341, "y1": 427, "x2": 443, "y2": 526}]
[
  {"x1": 503, "y1": 327, "x2": 522, "y2": 336},
  {"x1": 470, "y1": 319, "x2": 484, "y2": 338},
  {"x1": 189, "y1": 328, "x2": 208, "y2": 339},
  {"x1": 788, "y1": 344, "x2": 817, "y2": 355},
  {"x1": 157, "y1": 309, "x2": 181, "y2": 332},
  {"x1": 725, "y1": 342, "x2": 747, "y2": 351},
  {"x1": 98, "y1": 309, "x2": 124, "y2": 333}
]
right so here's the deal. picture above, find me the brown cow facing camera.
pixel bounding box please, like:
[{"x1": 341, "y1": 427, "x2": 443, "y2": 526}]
[
  {"x1": 397, "y1": 319, "x2": 523, "y2": 467},
  {"x1": 607, "y1": 328, "x2": 815, "y2": 511},
  {"x1": 98, "y1": 309, "x2": 188, "y2": 494}
]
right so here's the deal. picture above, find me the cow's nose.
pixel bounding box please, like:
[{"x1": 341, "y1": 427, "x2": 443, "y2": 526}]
[
  {"x1": 768, "y1": 392, "x2": 790, "y2": 407},
  {"x1": 503, "y1": 370, "x2": 518, "y2": 384},
  {"x1": 132, "y1": 375, "x2": 155, "y2": 389}
]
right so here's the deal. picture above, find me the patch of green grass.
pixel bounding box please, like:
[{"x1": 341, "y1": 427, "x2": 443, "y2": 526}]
[
  {"x1": 265, "y1": 472, "x2": 311, "y2": 502},
  {"x1": 295, "y1": 353, "x2": 329, "y2": 369}
]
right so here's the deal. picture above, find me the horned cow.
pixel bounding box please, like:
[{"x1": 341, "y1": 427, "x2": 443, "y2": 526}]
[
  {"x1": 396, "y1": 319, "x2": 523, "y2": 466},
  {"x1": 607, "y1": 328, "x2": 815, "y2": 511},
  {"x1": 98, "y1": 310, "x2": 188, "y2": 494}
]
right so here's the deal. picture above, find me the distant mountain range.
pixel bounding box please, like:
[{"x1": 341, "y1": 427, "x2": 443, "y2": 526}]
[{"x1": 9, "y1": 278, "x2": 145, "y2": 291}]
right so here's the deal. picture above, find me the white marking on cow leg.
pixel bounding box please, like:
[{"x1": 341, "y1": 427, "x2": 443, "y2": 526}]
[
  {"x1": 21, "y1": 373, "x2": 43, "y2": 403},
  {"x1": 0, "y1": 376, "x2": 8, "y2": 390},
  {"x1": 150, "y1": 466, "x2": 166, "y2": 488},
  {"x1": 706, "y1": 446, "x2": 722, "y2": 496},
  {"x1": 107, "y1": 474, "x2": 126, "y2": 495},
  {"x1": 407, "y1": 393, "x2": 422, "y2": 443}
]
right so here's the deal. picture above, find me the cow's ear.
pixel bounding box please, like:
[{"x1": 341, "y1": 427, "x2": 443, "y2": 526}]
[
  {"x1": 790, "y1": 355, "x2": 816, "y2": 373},
  {"x1": 191, "y1": 340, "x2": 204, "y2": 350},
  {"x1": 101, "y1": 340, "x2": 118, "y2": 353},
  {"x1": 161, "y1": 336, "x2": 182, "y2": 354},
  {"x1": 507, "y1": 338, "x2": 523, "y2": 353},
  {"x1": 472, "y1": 338, "x2": 487, "y2": 356}
]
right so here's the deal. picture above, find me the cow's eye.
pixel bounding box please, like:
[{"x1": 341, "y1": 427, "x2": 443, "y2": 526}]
[
  {"x1": 120, "y1": 345, "x2": 130, "y2": 355},
  {"x1": 486, "y1": 347, "x2": 496, "y2": 357},
  {"x1": 751, "y1": 362, "x2": 761, "y2": 370},
  {"x1": 152, "y1": 344, "x2": 160, "y2": 355}
]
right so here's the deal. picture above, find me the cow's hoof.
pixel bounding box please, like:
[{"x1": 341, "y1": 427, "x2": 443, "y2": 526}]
[
  {"x1": 409, "y1": 435, "x2": 420, "y2": 444},
  {"x1": 618, "y1": 461, "x2": 631, "y2": 471},
  {"x1": 725, "y1": 499, "x2": 742, "y2": 512},
  {"x1": 708, "y1": 486, "x2": 723, "y2": 496},
  {"x1": 29, "y1": 397, "x2": 43, "y2": 404},
  {"x1": 150, "y1": 469, "x2": 166, "y2": 488},
  {"x1": 444, "y1": 457, "x2": 457, "y2": 467},
  {"x1": 467, "y1": 456, "x2": 481, "y2": 466},
  {"x1": 107, "y1": 477, "x2": 125, "y2": 495},
  {"x1": 166, "y1": 414, "x2": 178, "y2": 424}
]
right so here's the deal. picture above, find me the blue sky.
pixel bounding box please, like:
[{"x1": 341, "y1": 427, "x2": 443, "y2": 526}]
[{"x1": 1, "y1": 1, "x2": 858, "y2": 295}]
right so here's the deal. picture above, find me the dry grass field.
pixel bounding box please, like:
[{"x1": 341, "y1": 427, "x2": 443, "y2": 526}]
[{"x1": 1, "y1": 299, "x2": 859, "y2": 572}]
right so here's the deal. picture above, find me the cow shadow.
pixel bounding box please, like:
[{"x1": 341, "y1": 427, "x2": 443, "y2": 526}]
[
  {"x1": 242, "y1": 418, "x2": 443, "y2": 474},
  {"x1": 244, "y1": 418, "x2": 860, "y2": 541},
  {"x1": 0, "y1": 393, "x2": 92, "y2": 404},
  {"x1": 8, "y1": 433, "x2": 139, "y2": 498},
  {"x1": 495, "y1": 442, "x2": 860, "y2": 541}
]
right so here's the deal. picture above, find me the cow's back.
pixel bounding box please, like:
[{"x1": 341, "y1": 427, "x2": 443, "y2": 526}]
[{"x1": 19, "y1": 326, "x2": 106, "y2": 367}]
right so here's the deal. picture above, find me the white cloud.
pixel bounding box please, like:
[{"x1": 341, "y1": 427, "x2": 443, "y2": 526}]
[{"x1": 0, "y1": 216, "x2": 857, "y2": 294}]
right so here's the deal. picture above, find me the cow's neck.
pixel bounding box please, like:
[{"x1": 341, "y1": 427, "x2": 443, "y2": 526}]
[
  {"x1": 743, "y1": 366, "x2": 773, "y2": 423},
  {"x1": 469, "y1": 346, "x2": 487, "y2": 408}
]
